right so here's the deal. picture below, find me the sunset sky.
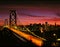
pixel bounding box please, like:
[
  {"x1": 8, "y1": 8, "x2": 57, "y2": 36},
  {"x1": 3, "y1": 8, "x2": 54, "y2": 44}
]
[{"x1": 0, "y1": 1, "x2": 60, "y2": 26}]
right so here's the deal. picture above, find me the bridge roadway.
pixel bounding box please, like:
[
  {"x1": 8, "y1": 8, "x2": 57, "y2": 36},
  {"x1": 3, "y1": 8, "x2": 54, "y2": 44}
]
[
  {"x1": 0, "y1": 27, "x2": 43, "y2": 47},
  {"x1": 6, "y1": 26, "x2": 44, "y2": 46}
]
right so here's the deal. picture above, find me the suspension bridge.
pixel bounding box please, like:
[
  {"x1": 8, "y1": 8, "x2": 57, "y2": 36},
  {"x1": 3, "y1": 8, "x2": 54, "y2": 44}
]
[{"x1": 3, "y1": 10, "x2": 46, "y2": 46}]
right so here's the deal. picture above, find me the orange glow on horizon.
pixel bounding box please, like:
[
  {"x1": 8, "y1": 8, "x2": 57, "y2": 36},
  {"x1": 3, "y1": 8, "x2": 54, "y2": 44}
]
[
  {"x1": 0, "y1": 20, "x2": 60, "y2": 26},
  {"x1": 0, "y1": 15, "x2": 60, "y2": 26}
]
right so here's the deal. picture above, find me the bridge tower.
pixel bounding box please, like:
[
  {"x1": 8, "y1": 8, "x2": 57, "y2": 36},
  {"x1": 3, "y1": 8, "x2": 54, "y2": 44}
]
[
  {"x1": 9, "y1": 10, "x2": 17, "y2": 27},
  {"x1": 5, "y1": 19, "x2": 8, "y2": 26}
]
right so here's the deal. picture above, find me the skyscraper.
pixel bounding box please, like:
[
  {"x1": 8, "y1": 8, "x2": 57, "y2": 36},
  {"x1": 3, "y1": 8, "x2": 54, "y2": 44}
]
[
  {"x1": 45, "y1": 22, "x2": 49, "y2": 31},
  {"x1": 5, "y1": 19, "x2": 8, "y2": 26}
]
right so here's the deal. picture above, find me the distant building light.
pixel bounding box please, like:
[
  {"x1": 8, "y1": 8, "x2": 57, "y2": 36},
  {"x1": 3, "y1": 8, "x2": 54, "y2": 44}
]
[
  {"x1": 14, "y1": 26, "x2": 18, "y2": 29},
  {"x1": 53, "y1": 33, "x2": 56, "y2": 36},
  {"x1": 40, "y1": 27, "x2": 43, "y2": 33},
  {"x1": 57, "y1": 38, "x2": 60, "y2": 41},
  {"x1": 3, "y1": 25, "x2": 8, "y2": 28}
]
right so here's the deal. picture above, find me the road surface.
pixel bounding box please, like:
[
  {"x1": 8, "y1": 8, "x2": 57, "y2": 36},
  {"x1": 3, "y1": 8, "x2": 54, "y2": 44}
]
[{"x1": 0, "y1": 27, "x2": 39, "y2": 47}]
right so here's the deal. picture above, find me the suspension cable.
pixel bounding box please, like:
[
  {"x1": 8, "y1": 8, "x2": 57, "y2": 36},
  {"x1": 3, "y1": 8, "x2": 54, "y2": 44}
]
[{"x1": 17, "y1": 14, "x2": 46, "y2": 41}]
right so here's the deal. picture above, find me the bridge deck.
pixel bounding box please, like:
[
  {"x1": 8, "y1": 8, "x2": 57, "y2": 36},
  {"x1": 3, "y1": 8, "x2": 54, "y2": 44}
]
[
  {"x1": 0, "y1": 27, "x2": 40, "y2": 47},
  {"x1": 7, "y1": 27, "x2": 43, "y2": 46}
]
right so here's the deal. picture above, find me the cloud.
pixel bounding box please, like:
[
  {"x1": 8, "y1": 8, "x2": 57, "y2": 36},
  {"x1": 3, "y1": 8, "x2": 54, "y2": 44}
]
[
  {"x1": 19, "y1": 13, "x2": 46, "y2": 17},
  {"x1": 28, "y1": 15, "x2": 46, "y2": 17},
  {"x1": 56, "y1": 13, "x2": 60, "y2": 17},
  {"x1": 38, "y1": 17, "x2": 60, "y2": 21}
]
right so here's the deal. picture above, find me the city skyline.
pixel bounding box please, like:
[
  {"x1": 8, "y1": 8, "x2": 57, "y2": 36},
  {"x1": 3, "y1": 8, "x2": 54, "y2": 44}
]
[{"x1": 0, "y1": 1, "x2": 60, "y2": 26}]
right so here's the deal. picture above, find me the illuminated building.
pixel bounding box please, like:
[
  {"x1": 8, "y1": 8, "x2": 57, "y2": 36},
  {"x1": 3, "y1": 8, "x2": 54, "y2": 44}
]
[{"x1": 44, "y1": 22, "x2": 49, "y2": 31}]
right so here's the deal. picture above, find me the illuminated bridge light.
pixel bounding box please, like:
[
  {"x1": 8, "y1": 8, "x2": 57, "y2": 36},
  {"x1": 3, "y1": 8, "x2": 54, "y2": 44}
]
[{"x1": 29, "y1": 36, "x2": 43, "y2": 46}]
